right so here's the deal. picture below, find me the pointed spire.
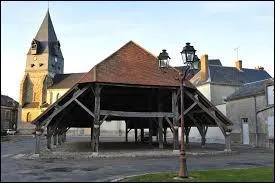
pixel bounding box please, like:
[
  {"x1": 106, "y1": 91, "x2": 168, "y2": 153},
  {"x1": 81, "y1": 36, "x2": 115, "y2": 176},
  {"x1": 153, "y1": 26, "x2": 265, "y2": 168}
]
[
  {"x1": 34, "y1": 10, "x2": 57, "y2": 42},
  {"x1": 27, "y1": 9, "x2": 63, "y2": 58}
]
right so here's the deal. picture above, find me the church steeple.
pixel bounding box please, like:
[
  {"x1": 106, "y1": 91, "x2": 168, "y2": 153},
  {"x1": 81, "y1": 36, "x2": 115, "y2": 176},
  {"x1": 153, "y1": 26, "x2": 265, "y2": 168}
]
[
  {"x1": 19, "y1": 8, "x2": 65, "y2": 125},
  {"x1": 34, "y1": 9, "x2": 57, "y2": 42},
  {"x1": 26, "y1": 9, "x2": 64, "y2": 74}
]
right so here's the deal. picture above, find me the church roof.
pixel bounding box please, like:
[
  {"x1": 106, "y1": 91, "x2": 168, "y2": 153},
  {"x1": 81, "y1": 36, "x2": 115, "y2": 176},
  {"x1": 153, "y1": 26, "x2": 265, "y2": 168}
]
[
  {"x1": 49, "y1": 73, "x2": 86, "y2": 89},
  {"x1": 27, "y1": 10, "x2": 63, "y2": 58},
  {"x1": 78, "y1": 41, "x2": 194, "y2": 88}
]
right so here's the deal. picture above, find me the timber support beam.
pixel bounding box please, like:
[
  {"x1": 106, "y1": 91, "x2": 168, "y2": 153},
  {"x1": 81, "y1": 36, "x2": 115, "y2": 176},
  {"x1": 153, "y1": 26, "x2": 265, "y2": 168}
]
[
  {"x1": 185, "y1": 126, "x2": 191, "y2": 147},
  {"x1": 158, "y1": 91, "x2": 163, "y2": 149},
  {"x1": 184, "y1": 89, "x2": 227, "y2": 136},
  {"x1": 46, "y1": 125, "x2": 52, "y2": 149},
  {"x1": 91, "y1": 85, "x2": 102, "y2": 153}
]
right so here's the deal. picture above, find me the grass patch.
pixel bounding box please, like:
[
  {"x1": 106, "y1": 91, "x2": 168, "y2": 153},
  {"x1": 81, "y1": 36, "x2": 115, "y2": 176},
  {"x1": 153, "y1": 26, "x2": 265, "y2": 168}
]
[{"x1": 121, "y1": 166, "x2": 274, "y2": 182}]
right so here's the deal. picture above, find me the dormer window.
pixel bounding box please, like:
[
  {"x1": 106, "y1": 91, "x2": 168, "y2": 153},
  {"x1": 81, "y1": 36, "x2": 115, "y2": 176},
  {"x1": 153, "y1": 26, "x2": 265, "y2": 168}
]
[{"x1": 31, "y1": 39, "x2": 39, "y2": 55}]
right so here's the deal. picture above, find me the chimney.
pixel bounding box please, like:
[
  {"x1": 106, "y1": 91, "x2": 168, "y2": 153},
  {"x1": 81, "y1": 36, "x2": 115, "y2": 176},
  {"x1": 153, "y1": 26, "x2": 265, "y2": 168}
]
[
  {"x1": 235, "y1": 60, "x2": 242, "y2": 70},
  {"x1": 200, "y1": 54, "x2": 208, "y2": 81},
  {"x1": 255, "y1": 66, "x2": 265, "y2": 70}
]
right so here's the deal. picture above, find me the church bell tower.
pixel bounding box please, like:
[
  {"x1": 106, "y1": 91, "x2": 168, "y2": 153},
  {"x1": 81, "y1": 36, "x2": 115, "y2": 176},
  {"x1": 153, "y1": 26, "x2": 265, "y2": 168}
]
[{"x1": 19, "y1": 9, "x2": 64, "y2": 124}]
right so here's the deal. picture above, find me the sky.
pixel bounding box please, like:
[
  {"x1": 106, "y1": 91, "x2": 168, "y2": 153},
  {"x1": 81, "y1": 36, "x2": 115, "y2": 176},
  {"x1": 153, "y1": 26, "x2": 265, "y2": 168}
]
[{"x1": 1, "y1": 1, "x2": 274, "y2": 101}]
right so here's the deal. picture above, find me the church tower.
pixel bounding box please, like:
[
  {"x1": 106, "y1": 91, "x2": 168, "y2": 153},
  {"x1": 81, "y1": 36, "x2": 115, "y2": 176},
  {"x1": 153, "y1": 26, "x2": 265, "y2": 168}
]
[{"x1": 19, "y1": 10, "x2": 64, "y2": 125}]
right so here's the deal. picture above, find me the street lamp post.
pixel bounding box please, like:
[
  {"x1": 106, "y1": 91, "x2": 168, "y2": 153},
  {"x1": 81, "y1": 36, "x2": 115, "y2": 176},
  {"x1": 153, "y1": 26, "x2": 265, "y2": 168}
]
[{"x1": 158, "y1": 42, "x2": 198, "y2": 178}]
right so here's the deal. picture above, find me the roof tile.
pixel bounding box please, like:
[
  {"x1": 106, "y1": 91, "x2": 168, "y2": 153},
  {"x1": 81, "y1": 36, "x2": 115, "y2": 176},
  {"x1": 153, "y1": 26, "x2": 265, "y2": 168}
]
[
  {"x1": 49, "y1": 73, "x2": 86, "y2": 89},
  {"x1": 79, "y1": 41, "x2": 194, "y2": 88}
]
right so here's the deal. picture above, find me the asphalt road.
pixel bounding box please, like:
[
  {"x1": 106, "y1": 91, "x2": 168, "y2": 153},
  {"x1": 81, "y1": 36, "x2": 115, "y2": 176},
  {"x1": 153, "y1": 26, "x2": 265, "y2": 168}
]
[{"x1": 1, "y1": 135, "x2": 274, "y2": 182}]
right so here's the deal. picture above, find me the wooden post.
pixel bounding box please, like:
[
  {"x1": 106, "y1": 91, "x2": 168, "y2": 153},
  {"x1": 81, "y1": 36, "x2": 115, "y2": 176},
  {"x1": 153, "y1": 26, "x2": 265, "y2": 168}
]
[
  {"x1": 53, "y1": 134, "x2": 57, "y2": 146},
  {"x1": 93, "y1": 125, "x2": 100, "y2": 152},
  {"x1": 90, "y1": 122, "x2": 94, "y2": 148},
  {"x1": 141, "y1": 128, "x2": 144, "y2": 142},
  {"x1": 63, "y1": 133, "x2": 66, "y2": 142},
  {"x1": 185, "y1": 127, "x2": 191, "y2": 148},
  {"x1": 61, "y1": 133, "x2": 65, "y2": 143},
  {"x1": 156, "y1": 121, "x2": 159, "y2": 142},
  {"x1": 158, "y1": 117, "x2": 163, "y2": 149},
  {"x1": 164, "y1": 127, "x2": 167, "y2": 144},
  {"x1": 225, "y1": 131, "x2": 231, "y2": 152},
  {"x1": 135, "y1": 127, "x2": 137, "y2": 143},
  {"x1": 158, "y1": 90, "x2": 164, "y2": 149},
  {"x1": 92, "y1": 85, "x2": 101, "y2": 152},
  {"x1": 58, "y1": 133, "x2": 62, "y2": 145},
  {"x1": 149, "y1": 119, "x2": 153, "y2": 144},
  {"x1": 172, "y1": 90, "x2": 179, "y2": 150},
  {"x1": 201, "y1": 125, "x2": 208, "y2": 148},
  {"x1": 47, "y1": 126, "x2": 52, "y2": 149},
  {"x1": 148, "y1": 89, "x2": 153, "y2": 144},
  {"x1": 35, "y1": 134, "x2": 41, "y2": 154},
  {"x1": 125, "y1": 120, "x2": 128, "y2": 142}
]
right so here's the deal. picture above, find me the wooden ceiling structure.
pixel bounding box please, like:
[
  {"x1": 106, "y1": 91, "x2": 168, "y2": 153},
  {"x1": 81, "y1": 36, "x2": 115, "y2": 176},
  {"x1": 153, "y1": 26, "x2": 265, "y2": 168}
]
[{"x1": 32, "y1": 41, "x2": 233, "y2": 153}]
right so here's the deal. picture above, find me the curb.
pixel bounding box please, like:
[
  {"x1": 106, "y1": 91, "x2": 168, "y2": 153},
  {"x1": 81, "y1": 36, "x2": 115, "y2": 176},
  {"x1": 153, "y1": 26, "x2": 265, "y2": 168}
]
[
  {"x1": 108, "y1": 172, "x2": 166, "y2": 182},
  {"x1": 23, "y1": 150, "x2": 237, "y2": 160}
]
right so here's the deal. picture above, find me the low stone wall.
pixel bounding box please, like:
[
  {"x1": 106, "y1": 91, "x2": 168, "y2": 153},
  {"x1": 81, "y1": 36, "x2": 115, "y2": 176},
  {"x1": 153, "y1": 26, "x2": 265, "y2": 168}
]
[{"x1": 17, "y1": 122, "x2": 35, "y2": 135}]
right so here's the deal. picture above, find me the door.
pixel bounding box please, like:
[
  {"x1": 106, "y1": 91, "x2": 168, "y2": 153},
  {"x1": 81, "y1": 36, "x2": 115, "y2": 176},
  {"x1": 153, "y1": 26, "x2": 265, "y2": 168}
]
[
  {"x1": 242, "y1": 118, "x2": 249, "y2": 144},
  {"x1": 267, "y1": 116, "x2": 274, "y2": 139}
]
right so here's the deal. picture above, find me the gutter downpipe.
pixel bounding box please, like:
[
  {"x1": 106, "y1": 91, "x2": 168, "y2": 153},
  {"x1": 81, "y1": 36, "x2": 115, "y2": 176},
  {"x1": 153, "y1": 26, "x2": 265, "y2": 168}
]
[{"x1": 253, "y1": 96, "x2": 258, "y2": 147}]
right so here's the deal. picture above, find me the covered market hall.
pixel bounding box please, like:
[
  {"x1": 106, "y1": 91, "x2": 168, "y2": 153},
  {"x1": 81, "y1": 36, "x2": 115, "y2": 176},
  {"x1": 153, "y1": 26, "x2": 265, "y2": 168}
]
[{"x1": 32, "y1": 41, "x2": 233, "y2": 154}]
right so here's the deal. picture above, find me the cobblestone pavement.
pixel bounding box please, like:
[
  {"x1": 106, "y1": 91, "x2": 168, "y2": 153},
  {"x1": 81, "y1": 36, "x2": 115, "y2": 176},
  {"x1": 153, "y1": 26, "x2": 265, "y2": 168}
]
[{"x1": 1, "y1": 135, "x2": 274, "y2": 182}]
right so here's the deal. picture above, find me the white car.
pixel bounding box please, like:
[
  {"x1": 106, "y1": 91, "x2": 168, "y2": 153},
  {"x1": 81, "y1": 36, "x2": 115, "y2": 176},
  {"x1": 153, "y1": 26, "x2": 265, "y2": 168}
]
[{"x1": 6, "y1": 129, "x2": 16, "y2": 135}]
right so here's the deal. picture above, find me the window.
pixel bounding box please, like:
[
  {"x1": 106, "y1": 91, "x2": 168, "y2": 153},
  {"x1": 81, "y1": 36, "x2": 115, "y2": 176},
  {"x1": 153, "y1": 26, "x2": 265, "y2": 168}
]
[
  {"x1": 31, "y1": 40, "x2": 38, "y2": 55},
  {"x1": 31, "y1": 64, "x2": 35, "y2": 68},
  {"x1": 5, "y1": 111, "x2": 10, "y2": 119},
  {"x1": 267, "y1": 85, "x2": 274, "y2": 105},
  {"x1": 241, "y1": 118, "x2": 248, "y2": 123},
  {"x1": 39, "y1": 63, "x2": 44, "y2": 67},
  {"x1": 26, "y1": 112, "x2": 31, "y2": 122},
  {"x1": 31, "y1": 44, "x2": 37, "y2": 49}
]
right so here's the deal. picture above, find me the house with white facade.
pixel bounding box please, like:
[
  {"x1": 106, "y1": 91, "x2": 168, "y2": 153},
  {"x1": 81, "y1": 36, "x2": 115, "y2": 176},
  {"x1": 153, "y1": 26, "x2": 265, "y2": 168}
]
[
  {"x1": 188, "y1": 55, "x2": 272, "y2": 144},
  {"x1": 225, "y1": 78, "x2": 274, "y2": 148}
]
